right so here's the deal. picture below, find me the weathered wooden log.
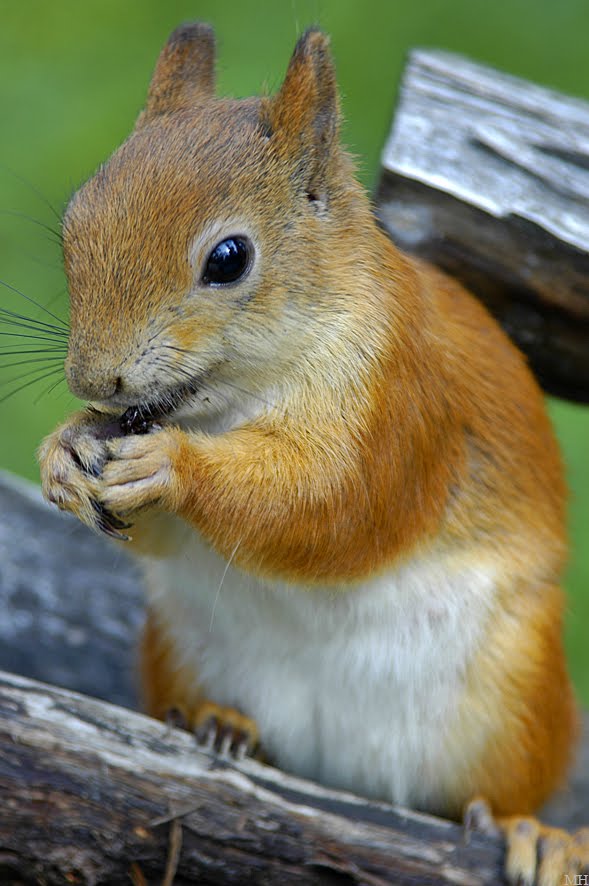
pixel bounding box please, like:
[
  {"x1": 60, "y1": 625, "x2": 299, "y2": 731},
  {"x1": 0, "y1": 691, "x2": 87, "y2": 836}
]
[
  {"x1": 376, "y1": 50, "x2": 589, "y2": 402},
  {"x1": 0, "y1": 669, "x2": 506, "y2": 885}
]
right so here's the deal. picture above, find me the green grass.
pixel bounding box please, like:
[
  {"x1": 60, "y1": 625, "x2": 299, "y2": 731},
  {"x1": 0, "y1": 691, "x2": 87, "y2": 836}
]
[{"x1": 1, "y1": 0, "x2": 588, "y2": 701}]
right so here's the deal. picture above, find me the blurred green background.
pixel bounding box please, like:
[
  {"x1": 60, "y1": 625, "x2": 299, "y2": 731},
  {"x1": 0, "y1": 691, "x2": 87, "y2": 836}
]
[{"x1": 0, "y1": 1, "x2": 587, "y2": 701}]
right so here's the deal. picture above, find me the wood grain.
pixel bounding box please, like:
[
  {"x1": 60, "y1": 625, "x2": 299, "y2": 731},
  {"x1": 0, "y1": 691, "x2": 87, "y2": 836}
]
[
  {"x1": 376, "y1": 49, "x2": 589, "y2": 401},
  {"x1": 0, "y1": 670, "x2": 505, "y2": 885}
]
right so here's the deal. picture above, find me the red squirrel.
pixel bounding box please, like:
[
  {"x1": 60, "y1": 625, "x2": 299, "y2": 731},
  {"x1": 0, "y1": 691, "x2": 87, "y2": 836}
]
[{"x1": 38, "y1": 23, "x2": 588, "y2": 884}]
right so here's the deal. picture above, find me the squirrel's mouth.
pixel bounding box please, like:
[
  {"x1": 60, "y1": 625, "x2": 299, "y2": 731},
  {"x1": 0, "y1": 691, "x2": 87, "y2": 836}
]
[{"x1": 119, "y1": 380, "x2": 200, "y2": 434}]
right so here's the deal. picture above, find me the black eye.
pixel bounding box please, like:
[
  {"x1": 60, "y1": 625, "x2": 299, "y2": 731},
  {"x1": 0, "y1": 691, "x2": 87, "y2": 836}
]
[{"x1": 202, "y1": 236, "x2": 252, "y2": 285}]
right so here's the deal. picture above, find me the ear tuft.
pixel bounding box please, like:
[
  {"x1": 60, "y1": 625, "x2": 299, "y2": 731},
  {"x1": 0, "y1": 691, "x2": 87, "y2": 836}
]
[
  {"x1": 264, "y1": 29, "x2": 340, "y2": 203},
  {"x1": 139, "y1": 22, "x2": 216, "y2": 124}
]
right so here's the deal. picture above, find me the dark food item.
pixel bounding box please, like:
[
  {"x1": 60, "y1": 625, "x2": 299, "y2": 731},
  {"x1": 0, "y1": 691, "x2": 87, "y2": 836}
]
[
  {"x1": 119, "y1": 405, "x2": 156, "y2": 436},
  {"x1": 92, "y1": 419, "x2": 127, "y2": 441}
]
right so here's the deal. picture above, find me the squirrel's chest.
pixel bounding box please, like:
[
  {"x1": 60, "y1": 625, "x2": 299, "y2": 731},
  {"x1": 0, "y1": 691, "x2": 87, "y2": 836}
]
[{"x1": 144, "y1": 529, "x2": 496, "y2": 807}]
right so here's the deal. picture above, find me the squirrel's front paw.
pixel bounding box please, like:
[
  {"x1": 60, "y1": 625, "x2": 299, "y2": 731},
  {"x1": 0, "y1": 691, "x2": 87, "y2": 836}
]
[
  {"x1": 38, "y1": 412, "x2": 130, "y2": 538},
  {"x1": 99, "y1": 429, "x2": 184, "y2": 516}
]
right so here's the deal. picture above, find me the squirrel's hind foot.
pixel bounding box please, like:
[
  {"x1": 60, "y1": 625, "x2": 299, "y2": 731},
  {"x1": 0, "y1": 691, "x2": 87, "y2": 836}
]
[
  {"x1": 464, "y1": 797, "x2": 589, "y2": 886},
  {"x1": 165, "y1": 701, "x2": 262, "y2": 762}
]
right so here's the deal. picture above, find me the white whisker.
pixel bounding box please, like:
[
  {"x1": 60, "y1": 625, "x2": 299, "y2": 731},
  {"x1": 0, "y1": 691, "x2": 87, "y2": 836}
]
[{"x1": 209, "y1": 539, "x2": 241, "y2": 633}]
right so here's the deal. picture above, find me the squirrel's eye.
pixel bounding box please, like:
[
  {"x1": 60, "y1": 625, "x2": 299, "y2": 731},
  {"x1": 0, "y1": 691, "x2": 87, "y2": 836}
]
[{"x1": 202, "y1": 237, "x2": 252, "y2": 285}]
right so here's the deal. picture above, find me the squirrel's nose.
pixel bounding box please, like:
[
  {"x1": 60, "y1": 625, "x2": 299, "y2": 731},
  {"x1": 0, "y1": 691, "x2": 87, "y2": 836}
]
[{"x1": 65, "y1": 356, "x2": 122, "y2": 401}]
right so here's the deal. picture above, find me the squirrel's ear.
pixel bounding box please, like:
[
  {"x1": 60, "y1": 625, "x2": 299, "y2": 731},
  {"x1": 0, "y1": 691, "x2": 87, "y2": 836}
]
[
  {"x1": 264, "y1": 29, "x2": 340, "y2": 203},
  {"x1": 138, "y1": 23, "x2": 215, "y2": 124}
]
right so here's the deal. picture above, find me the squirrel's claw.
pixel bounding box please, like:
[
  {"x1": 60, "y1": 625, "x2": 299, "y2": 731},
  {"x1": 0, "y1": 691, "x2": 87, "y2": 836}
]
[
  {"x1": 463, "y1": 797, "x2": 501, "y2": 839},
  {"x1": 90, "y1": 500, "x2": 132, "y2": 541},
  {"x1": 190, "y1": 702, "x2": 261, "y2": 760},
  {"x1": 161, "y1": 701, "x2": 261, "y2": 761},
  {"x1": 194, "y1": 714, "x2": 259, "y2": 760}
]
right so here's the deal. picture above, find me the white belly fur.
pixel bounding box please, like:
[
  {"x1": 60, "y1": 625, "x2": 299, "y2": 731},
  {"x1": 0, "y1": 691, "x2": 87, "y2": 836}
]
[{"x1": 143, "y1": 522, "x2": 497, "y2": 809}]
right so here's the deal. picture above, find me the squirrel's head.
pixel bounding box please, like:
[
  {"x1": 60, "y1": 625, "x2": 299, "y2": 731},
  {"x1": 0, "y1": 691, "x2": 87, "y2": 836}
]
[{"x1": 63, "y1": 24, "x2": 368, "y2": 423}]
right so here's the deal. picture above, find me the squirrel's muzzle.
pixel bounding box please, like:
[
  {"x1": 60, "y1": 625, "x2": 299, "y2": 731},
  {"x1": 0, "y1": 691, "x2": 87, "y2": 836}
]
[{"x1": 65, "y1": 352, "x2": 122, "y2": 402}]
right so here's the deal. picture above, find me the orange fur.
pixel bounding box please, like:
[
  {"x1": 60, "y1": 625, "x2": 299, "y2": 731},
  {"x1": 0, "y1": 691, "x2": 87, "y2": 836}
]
[
  {"x1": 140, "y1": 607, "x2": 203, "y2": 720},
  {"x1": 470, "y1": 584, "x2": 577, "y2": 817}
]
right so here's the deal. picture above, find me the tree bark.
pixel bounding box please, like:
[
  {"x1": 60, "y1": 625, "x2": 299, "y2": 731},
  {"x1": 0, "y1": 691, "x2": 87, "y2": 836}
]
[
  {"x1": 377, "y1": 49, "x2": 589, "y2": 402},
  {"x1": 0, "y1": 670, "x2": 506, "y2": 886}
]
